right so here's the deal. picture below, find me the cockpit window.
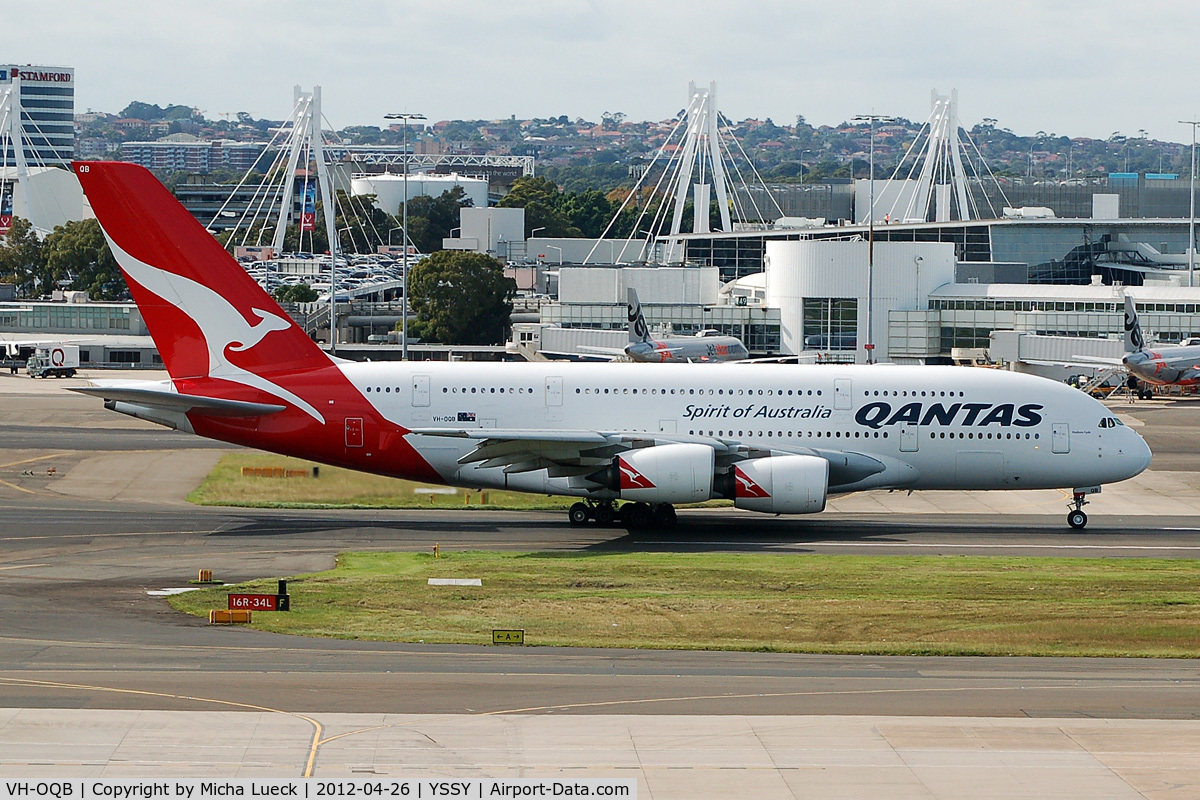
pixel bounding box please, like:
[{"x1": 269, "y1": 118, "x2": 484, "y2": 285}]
[{"x1": 1099, "y1": 418, "x2": 1124, "y2": 428}]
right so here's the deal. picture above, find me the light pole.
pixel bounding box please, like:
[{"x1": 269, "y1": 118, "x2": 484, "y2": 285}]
[
  {"x1": 1182, "y1": 120, "x2": 1200, "y2": 288},
  {"x1": 800, "y1": 150, "x2": 812, "y2": 184},
  {"x1": 388, "y1": 226, "x2": 402, "y2": 247},
  {"x1": 547, "y1": 245, "x2": 563, "y2": 265},
  {"x1": 330, "y1": 226, "x2": 353, "y2": 353},
  {"x1": 851, "y1": 113, "x2": 894, "y2": 364},
  {"x1": 384, "y1": 112, "x2": 426, "y2": 360}
]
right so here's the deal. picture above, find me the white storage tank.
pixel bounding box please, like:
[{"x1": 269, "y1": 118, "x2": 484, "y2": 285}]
[{"x1": 351, "y1": 172, "x2": 489, "y2": 214}]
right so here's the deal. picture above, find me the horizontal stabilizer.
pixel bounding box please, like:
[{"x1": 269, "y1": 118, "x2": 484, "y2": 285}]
[{"x1": 69, "y1": 385, "x2": 286, "y2": 417}]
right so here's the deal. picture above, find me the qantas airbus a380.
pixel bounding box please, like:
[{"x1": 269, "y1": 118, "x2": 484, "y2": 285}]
[{"x1": 70, "y1": 162, "x2": 1151, "y2": 530}]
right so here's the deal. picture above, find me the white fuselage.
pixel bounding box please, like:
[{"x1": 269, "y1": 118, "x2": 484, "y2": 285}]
[{"x1": 336, "y1": 362, "x2": 1151, "y2": 499}]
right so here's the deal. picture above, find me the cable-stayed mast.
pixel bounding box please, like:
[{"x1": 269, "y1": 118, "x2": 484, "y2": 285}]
[
  {"x1": 0, "y1": 77, "x2": 36, "y2": 232},
  {"x1": 884, "y1": 88, "x2": 1009, "y2": 223},
  {"x1": 590, "y1": 80, "x2": 782, "y2": 265}
]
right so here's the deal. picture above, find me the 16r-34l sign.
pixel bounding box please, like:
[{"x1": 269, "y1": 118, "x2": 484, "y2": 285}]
[{"x1": 228, "y1": 593, "x2": 288, "y2": 611}]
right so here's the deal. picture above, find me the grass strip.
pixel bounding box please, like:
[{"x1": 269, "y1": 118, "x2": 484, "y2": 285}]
[
  {"x1": 187, "y1": 452, "x2": 576, "y2": 510},
  {"x1": 168, "y1": 551, "x2": 1200, "y2": 658},
  {"x1": 187, "y1": 452, "x2": 732, "y2": 511}
]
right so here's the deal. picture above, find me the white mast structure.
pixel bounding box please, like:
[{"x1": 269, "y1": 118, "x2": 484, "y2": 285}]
[
  {"x1": 585, "y1": 80, "x2": 782, "y2": 265},
  {"x1": 661, "y1": 82, "x2": 733, "y2": 262},
  {"x1": 270, "y1": 86, "x2": 339, "y2": 258},
  {"x1": 886, "y1": 88, "x2": 1009, "y2": 223},
  {"x1": 212, "y1": 86, "x2": 344, "y2": 349},
  {"x1": 0, "y1": 77, "x2": 36, "y2": 226}
]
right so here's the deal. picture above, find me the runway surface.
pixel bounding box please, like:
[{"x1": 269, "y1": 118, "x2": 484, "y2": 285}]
[
  {"x1": 4, "y1": 494, "x2": 1200, "y2": 718},
  {"x1": 2, "y1": 375, "x2": 1200, "y2": 792}
]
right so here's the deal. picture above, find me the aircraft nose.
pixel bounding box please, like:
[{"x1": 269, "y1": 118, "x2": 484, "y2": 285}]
[{"x1": 1117, "y1": 429, "x2": 1153, "y2": 479}]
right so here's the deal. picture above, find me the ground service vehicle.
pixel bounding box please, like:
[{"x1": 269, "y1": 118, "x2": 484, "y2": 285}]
[{"x1": 26, "y1": 345, "x2": 79, "y2": 378}]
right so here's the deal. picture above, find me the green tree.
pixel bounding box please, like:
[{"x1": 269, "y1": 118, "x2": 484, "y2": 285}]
[
  {"x1": 0, "y1": 218, "x2": 46, "y2": 297},
  {"x1": 42, "y1": 219, "x2": 126, "y2": 300},
  {"x1": 403, "y1": 187, "x2": 472, "y2": 253},
  {"x1": 560, "y1": 189, "x2": 619, "y2": 238},
  {"x1": 274, "y1": 284, "x2": 318, "y2": 303},
  {"x1": 498, "y1": 176, "x2": 581, "y2": 238},
  {"x1": 407, "y1": 251, "x2": 515, "y2": 345},
  {"x1": 119, "y1": 101, "x2": 166, "y2": 120}
]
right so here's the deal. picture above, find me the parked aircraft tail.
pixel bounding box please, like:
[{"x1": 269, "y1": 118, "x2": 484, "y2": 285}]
[
  {"x1": 72, "y1": 161, "x2": 331, "y2": 382},
  {"x1": 627, "y1": 287, "x2": 650, "y2": 343},
  {"x1": 1124, "y1": 295, "x2": 1146, "y2": 353}
]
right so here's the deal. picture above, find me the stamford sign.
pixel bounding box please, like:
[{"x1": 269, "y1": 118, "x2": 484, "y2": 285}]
[{"x1": 3, "y1": 69, "x2": 73, "y2": 82}]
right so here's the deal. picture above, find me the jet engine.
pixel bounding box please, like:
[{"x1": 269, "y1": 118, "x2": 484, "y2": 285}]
[
  {"x1": 589, "y1": 443, "x2": 714, "y2": 504},
  {"x1": 717, "y1": 455, "x2": 828, "y2": 514}
]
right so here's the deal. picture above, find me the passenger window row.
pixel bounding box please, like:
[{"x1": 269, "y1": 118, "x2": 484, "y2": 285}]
[
  {"x1": 687, "y1": 429, "x2": 889, "y2": 439},
  {"x1": 575, "y1": 387, "x2": 823, "y2": 396},
  {"x1": 933, "y1": 431, "x2": 1038, "y2": 440},
  {"x1": 440, "y1": 387, "x2": 535, "y2": 394},
  {"x1": 867, "y1": 390, "x2": 964, "y2": 398}
]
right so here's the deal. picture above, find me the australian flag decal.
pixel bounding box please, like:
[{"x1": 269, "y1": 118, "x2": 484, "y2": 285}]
[{"x1": 457, "y1": 412, "x2": 476, "y2": 422}]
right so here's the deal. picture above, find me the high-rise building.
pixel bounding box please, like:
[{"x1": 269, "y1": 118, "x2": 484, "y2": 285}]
[{"x1": 0, "y1": 64, "x2": 75, "y2": 168}]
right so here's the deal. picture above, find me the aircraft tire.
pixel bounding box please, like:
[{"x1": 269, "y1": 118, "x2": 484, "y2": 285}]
[
  {"x1": 652, "y1": 504, "x2": 677, "y2": 529},
  {"x1": 568, "y1": 503, "x2": 591, "y2": 526},
  {"x1": 594, "y1": 503, "x2": 615, "y2": 526},
  {"x1": 623, "y1": 502, "x2": 653, "y2": 530},
  {"x1": 1067, "y1": 510, "x2": 1088, "y2": 530}
]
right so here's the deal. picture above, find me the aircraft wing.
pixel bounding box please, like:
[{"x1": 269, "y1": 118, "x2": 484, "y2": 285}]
[
  {"x1": 1014, "y1": 356, "x2": 1126, "y2": 369},
  {"x1": 408, "y1": 427, "x2": 891, "y2": 487},
  {"x1": 1068, "y1": 355, "x2": 1125, "y2": 366},
  {"x1": 411, "y1": 428, "x2": 720, "y2": 476},
  {"x1": 575, "y1": 346, "x2": 628, "y2": 357},
  {"x1": 69, "y1": 382, "x2": 287, "y2": 417}
]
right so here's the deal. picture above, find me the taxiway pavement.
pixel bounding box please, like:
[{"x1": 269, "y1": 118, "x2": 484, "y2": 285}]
[{"x1": 2, "y1": 372, "x2": 1199, "y2": 795}]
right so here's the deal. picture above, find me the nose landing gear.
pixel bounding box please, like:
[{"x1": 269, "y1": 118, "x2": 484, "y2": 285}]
[{"x1": 1067, "y1": 491, "x2": 1089, "y2": 529}]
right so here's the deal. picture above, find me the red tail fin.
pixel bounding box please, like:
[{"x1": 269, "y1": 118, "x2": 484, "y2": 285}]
[{"x1": 74, "y1": 161, "x2": 330, "y2": 380}]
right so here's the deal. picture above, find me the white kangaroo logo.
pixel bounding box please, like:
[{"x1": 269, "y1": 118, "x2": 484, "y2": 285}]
[{"x1": 105, "y1": 236, "x2": 325, "y2": 422}]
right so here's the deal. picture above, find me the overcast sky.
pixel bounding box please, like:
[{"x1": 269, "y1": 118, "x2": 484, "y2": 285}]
[{"x1": 11, "y1": 0, "x2": 1200, "y2": 142}]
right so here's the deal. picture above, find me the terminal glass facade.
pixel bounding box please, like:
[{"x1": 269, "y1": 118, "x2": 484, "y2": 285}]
[
  {"x1": 543, "y1": 303, "x2": 781, "y2": 355},
  {"x1": 0, "y1": 303, "x2": 142, "y2": 334},
  {"x1": 802, "y1": 298, "x2": 857, "y2": 350}
]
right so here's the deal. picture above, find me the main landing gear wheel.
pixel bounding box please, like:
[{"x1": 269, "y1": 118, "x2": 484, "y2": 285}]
[
  {"x1": 568, "y1": 502, "x2": 590, "y2": 526},
  {"x1": 593, "y1": 502, "x2": 616, "y2": 526},
  {"x1": 622, "y1": 502, "x2": 654, "y2": 530},
  {"x1": 1066, "y1": 491, "x2": 1090, "y2": 529},
  {"x1": 652, "y1": 503, "x2": 677, "y2": 530}
]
